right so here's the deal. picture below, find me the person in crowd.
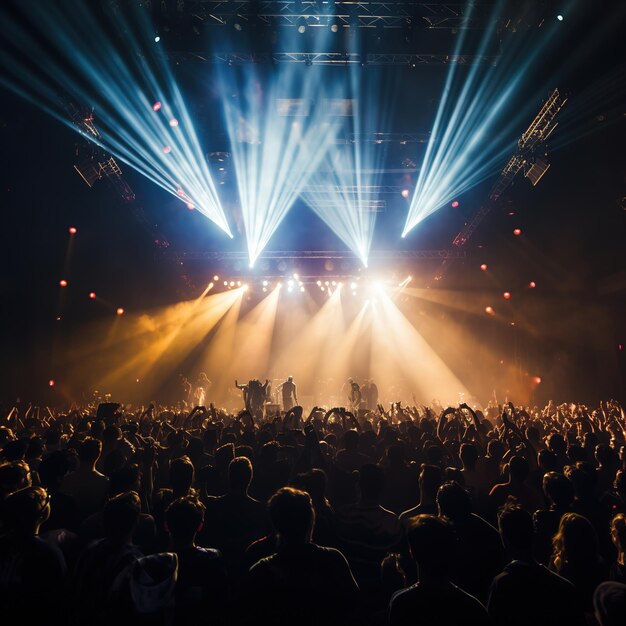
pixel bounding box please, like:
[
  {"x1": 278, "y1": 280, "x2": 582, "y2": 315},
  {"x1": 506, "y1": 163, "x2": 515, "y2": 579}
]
[
  {"x1": 280, "y1": 376, "x2": 298, "y2": 411},
  {"x1": 488, "y1": 504, "x2": 585, "y2": 626},
  {"x1": 399, "y1": 464, "x2": 443, "y2": 524},
  {"x1": 389, "y1": 515, "x2": 489, "y2": 626},
  {"x1": 245, "y1": 487, "x2": 359, "y2": 625}
]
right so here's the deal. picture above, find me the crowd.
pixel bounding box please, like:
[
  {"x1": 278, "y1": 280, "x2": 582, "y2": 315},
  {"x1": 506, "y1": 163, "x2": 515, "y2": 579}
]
[{"x1": 0, "y1": 397, "x2": 625, "y2": 625}]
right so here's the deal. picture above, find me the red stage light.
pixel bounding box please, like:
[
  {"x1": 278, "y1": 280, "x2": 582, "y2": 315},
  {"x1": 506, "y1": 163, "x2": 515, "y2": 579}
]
[
  {"x1": 116, "y1": 307, "x2": 124, "y2": 316},
  {"x1": 485, "y1": 306, "x2": 495, "y2": 315},
  {"x1": 451, "y1": 200, "x2": 459, "y2": 208},
  {"x1": 59, "y1": 279, "x2": 68, "y2": 287},
  {"x1": 186, "y1": 202, "x2": 194, "y2": 210},
  {"x1": 503, "y1": 292, "x2": 511, "y2": 299},
  {"x1": 513, "y1": 228, "x2": 522, "y2": 236},
  {"x1": 480, "y1": 263, "x2": 488, "y2": 271},
  {"x1": 529, "y1": 281, "x2": 536, "y2": 288},
  {"x1": 89, "y1": 292, "x2": 96, "y2": 299},
  {"x1": 176, "y1": 188, "x2": 184, "y2": 196},
  {"x1": 169, "y1": 118, "x2": 179, "y2": 127},
  {"x1": 401, "y1": 189, "x2": 410, "y2": 199},
  {"x1": 69, "y1": 226, "x2": 77, "y2": 234},
  {"x1": 163, "y1": 145, "x2": 171, "y2": 154},
  {"x1": 48, "y1": 379, "x2": 55, "y2": 387},
  {"x1": 152, "y1": 101, "x2": 162, "y2": 111},
  {"x1": 532, "y1": 376, "x2": 542, "y2": 384}
]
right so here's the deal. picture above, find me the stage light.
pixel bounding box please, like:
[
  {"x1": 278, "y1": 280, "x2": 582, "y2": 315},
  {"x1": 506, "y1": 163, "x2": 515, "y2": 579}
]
[
  {"x1": 223, "y1": 281, "x2": 228, "y2": 286},
  {"x1": 213, "y1": 275, "x2": 219, "y2": 281},
  {"x1": 242, "y1": 284, "x2": 249, "y2": 291},
  {"x1": 298, "y1": 25, "x2": 306, "y2": 34},
  {"x1": 557, "y1": 15, "x2": 563, "y2": 21},
  {"x1": 401, "y1": 189, "x2": 410, "y2": 199},
  {"x1": 321, "y1": 286, "x2": 325, "y2": 292},
  {"x1": 277, "y1": 282, "x2": 283, "y2": 288},
  {"x1": 402, "y1": 3, "x2": 565, "y2": 237},
  {"x1": 169, "y1": 118, "x2": 178, "y2": 127},
  {"x1": 287, "y1": 286, "x2": 293, "y2": 293},
  {"x1": 485, "y1": 306, "x2": 494, "y2": 315},
  {"x1": 480, "y1": 263, "x2": 488, "y2": 271},
  {"x1": 89, "y1": 292, "x2": 96, "y2": 299},
  {"x1": 48, "y1": 379, "x2": 55, "y2": 386},
  {"x1": 300, "y1": 286, "x2": 305, "y2": 292},
  {"x1": 186, "y1": 202, "x2": 194, "y2": 210},
  {"x1": 532, "y1": 376, "x2": 542, "y2": 384},
  {"x1": 262, "y1": 280, "x2": 269, "y2": 287},
  {"x1": 0, "y1": 3, "x2": 232, "y2": 238},
  {"x1": 59, "y1": 279, "x2": 68, "y2": 287},
  {"x1": 529, "y1": 281, "x2": 536, "y2": 288},
  {"x1": 513, "y1": 228, "x2": 522, "y2": 236},
  {"x1": 331, "y1": 24, "x2": 339, "y2": 33},
  {"x1": 116, "y1": 307, "x2": 124, "y2": 315},
  {"x1": 69, "y1": 226, "x2": 77, "y2": 234},
  {"x1": 163, "y1": 145, "x2": 171, "y2": 154},
  {"x1": 230, "y1": 281, "x2": 235, "y2": 287},
  {"x1": 208, "y1": 282, "x2": 214, "y2": 289},
  {"x1": 288, "y1": 280, "x2": 294, "y2": 288},
  {"x1": 262, "y1": 287, "x2": 267, "y2": 292},
  {"x1": 56, "y1": 316, "x2": 61, "y2": 321},
  {"x1": 451, "y1": 200, "x2": 459, "y2": 208},
  {"x1": 503, "y1": 292, "x2": 511, "y2": 299},
  {"x1": 154, "y1": 35, "x2": 160, "y2": 43},
  {"x1": 350, "y1": 282, "x2": 357, "y2": 290},
  {"x1": 234, "y1": 23, "x2": 242, "y2": 31},
  {"x1": 325, "y1": 281, "x2": 330, "y2": 286},
  {"x1": 331, "y1": 281, "x2": 336, "y2": 286}
]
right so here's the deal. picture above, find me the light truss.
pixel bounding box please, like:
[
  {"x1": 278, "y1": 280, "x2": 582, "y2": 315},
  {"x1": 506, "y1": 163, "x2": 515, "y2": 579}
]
[
  {"x1": 452, "y1": 88, "x2": 567, "y2": 247},
  {"x1": 147, "y1": 1, "x2": 491, "y2": 30},
  {"x1": 162, "y1": 50, "x2": 500, "y2": 65},
  {"x1": 174, "y1": 249, "x2": 467, "y2": 260}
]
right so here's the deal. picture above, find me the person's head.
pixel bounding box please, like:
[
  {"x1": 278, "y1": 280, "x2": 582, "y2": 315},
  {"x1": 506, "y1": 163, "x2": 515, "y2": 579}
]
[
  {"x1": 460, "y1": 443, "x2": 478, "y2": 471},
  {"x1": 228, "y1": 456, "x2": 253, "y2": 493},
  {"x1": 425, "y1": 445, "x2": 444, "y2": 467},
  {"x1": 103, "y1": 425, "x2": 123, "y2": 445},
  {"x1": 268, "y1": 487, "x2": 314, "y2": 545},
  {"x1": 419, "y1": 464, "x2": 443, "y2": 503},
  {"x1": 78, "y1": 437, "x2": 102, "y2": 467},
  {"x1": 166, "y1": 495, "x2": 205, "y2": 546},
  {"x1": 538, "y1": 449, "x2": 558, "y2": 473},
  {"x1": 2, "y1": 486, "x2": 50, "y2": 534},
  {"x1": 169, "y1": 456, "x2": 194, "y2": 495},
  {"x1": 543, "y1": 471, "x2": 574, "y2": 509},
  {"x1": 615, "y1": 470, "x2": 626, "y2": 498},
  {"x1": 103, "y1": 490, "x2": 141, "y2": 542},
  {"x1": 487, "y1": 438, "x2": 504, "y2": 461},
  {"x1": 498, "y1": 504, "x2": 533, "y2": 559},
  {"x1": 110, "y1": 464, "x2": 141, "y2": 497},
  {"x1": 358, "y1": 464, "x2": 385, "y2": 502},
  {"x1": 552, "y1": 512, "x2": 599, "y2": 573},
  {"x1": 596, "y1": 444, "x2": 617, "y2": 470},
  {"x1": 508, "y1": 456, "x2": 529, "y2": 483},
  {"x1": 407, "y1": 515, "x2": 455, "y2": 580},
  {"x1": 611, "y1": 513, "x2": 626, "y2": 555},
  {"x1": 594, "y1": 581, "x2": 626, "y2": 626},
  {"x1": 288, "y1": 376, "x2": 293, "y2": 383},
  {"x1": 547, "y1": 433, "x2": 567, "y2": 456},
  {"x1": 564, "y1": 463, "x2": 595, "y2": 500},
  {"x1": 343, "y1": 429, "x2": 359, "y2": 452},
  {"x1": 0, "y1": 460, "x2": 32, "y2": 498},
  {"x1": 437, "y1": 481, "x2": 472, "y2": 521}
]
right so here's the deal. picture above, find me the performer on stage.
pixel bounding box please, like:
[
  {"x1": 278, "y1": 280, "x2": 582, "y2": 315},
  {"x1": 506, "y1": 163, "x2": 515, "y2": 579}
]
[
  {"x1": 195, "y1": 372, "x2": 212, "y2": 406},
  {"x1": 349, "y1": 381, "x2": 362, "y2": 412},
  {"x1": 280, "y1": 376, "x2": 298, "y2": 411}
]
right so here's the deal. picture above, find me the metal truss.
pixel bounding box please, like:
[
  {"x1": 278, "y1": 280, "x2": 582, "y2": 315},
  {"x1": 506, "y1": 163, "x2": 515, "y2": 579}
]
[
  {"x1": 302, "y1": 184, "x2": 409, "y2": 194},
  {"x1": 453, "y1": 89, "x2": 567, "y2": 247},
  {"x1": 146, "y1": 2, "x2": 490, "y2": 30},
  {"x1": 174, "y1": 249, "x2": 467, "y2": 260},
  {"x1": 165, "y1": 50, "x2": 499, "y2": 65}
]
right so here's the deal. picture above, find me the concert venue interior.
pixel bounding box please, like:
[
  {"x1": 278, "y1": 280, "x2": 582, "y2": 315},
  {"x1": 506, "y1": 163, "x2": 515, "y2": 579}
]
[{"x1": 1, "y1": 1, "x2": 624, "y2": 407}]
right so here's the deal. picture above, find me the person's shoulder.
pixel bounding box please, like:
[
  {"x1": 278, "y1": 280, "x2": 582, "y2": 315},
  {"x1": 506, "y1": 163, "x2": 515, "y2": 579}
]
[
  {"x1": 450, "y1": 583, "x2": 488, "y2": 612},
  {"x1": 389, "y1": 584, "x2": 420, "y2": 612},
  {"x1": 194, "y1": 546, "x2": 222, "y2": 560}
]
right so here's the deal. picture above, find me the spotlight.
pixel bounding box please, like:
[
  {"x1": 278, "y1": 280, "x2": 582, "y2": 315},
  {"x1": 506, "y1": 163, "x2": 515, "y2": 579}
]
[
  {"x1": 154, "y1": 35, "x2": 161, "y2": 43},
  {"x1": 186, "y1": 202, "x2": 194, "y2": 210},
  {"x1": 48, "y1": 379, "x2": 55, "y2": 387},
  {"x1": 152, "y1": 101, "x2": 162, "y2": 111},
  {"x1": 230, "y1": 281, "x2": 235, "y2": 287},
  {"x1": 557, "y1": 15, "x2": 563, "y2": 21},
  {"x1": 287, "y1": 286, "x2": 293, "y2": 293},
  {"x1": 59, "y1": 279, "x2": 68, "y2": 287},
  {"x1": 262, "y1": 280, "x2": 268, "y2": 287},
  {"x1": 331, "y1": 24, "x2": 339, "y2": 33},
  {"x1": 69, "y1": 226, "x2": 77, "y2": 234},
  {"x1": 163, "y1": 145, "x2": 171, "y2": 154},
  {"x1": 234, "y1": 23, "x2": 242, "y2": 31},
  {"x1": 298, "y1": 25, "x2": 306, "y2": 34},
  {"x1": 89, "y1": 292, "x2": 96, "y2": 299},
  {"x1": 513, "y1": 228, "x2": 522, "y2": 236},
  {"x1": 262, "y1": 287, "x2": 267, "y2": 292},
  {"x1": 209, "y1": 282, "x2": 214, "y2": 289},
  {"x1": 317, "y1": 280, "x2": 322, "y2": 286},
  {"x1": 277, "y1": 282, "x2": 283, "y2": 288},
  {"x1": 401, "y1": 189, "x2": 410, "y2": 199},
  {"x1": 532, "y1": 376, "x2": 542, "y2": 384},
  {"x1": 169, "y1": 118, "x2": 179, "y2": 127},
  {"x1": 321, "y1": 287, "x2": 325, "y2": 292},
  {"x1": 223, "y1": 281, "x2": 228, "y2": 286},
  {"x1": 331, "y1": 281, "x2": 336, "y2": 286},
  {"x1": 213, "y1": 275, "x2": 219, "y2": 281},
  {"x1": 485, "y1": 306, "x2": 494, "y2": 315},
  {"x1": 503, "y1": 292, "x2": 511, "y2": 299},
  {"x1": 236, "y1": 281, "x2": 241, "y2": 287},
  {"x1": 451, "y1": 200, "x2": 459, "y2": 208},
  {"x1": 325, "y1": 281, "x2": 329, "y2": 286},
  {"x1": 242, "y1": 284, "x2": 249, "y2": 291},
  {"x1": 116, "y1": 307, "x2": 124, "y2": 315},
  {"x1": 480, "y1": 264, "x2": 488, "y2": 271},
  {"x1": 300, "y1": 286, "x2": 305, "y2": 292},
  {"x1": 288, "y1": 279, "x2": 294, "y2": 287},
  {"x1": 529, "y1": 281, "x2": 536, "y2": 288},
  {"x1": 350, "y1": 282, "x2": 357, "y2": 290}
]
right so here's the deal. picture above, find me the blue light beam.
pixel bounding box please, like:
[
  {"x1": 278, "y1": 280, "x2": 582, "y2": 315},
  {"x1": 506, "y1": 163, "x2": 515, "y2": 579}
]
[{"x1": 0, "y1": 2, "x2": 231, "y2": 236}]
